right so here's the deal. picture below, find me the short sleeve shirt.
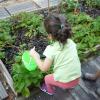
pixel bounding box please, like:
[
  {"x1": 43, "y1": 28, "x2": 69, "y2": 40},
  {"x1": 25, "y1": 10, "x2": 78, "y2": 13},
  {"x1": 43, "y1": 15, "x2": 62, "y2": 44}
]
[{"x1": 43, "y1": 39, "x2": 81, "y2": 83}]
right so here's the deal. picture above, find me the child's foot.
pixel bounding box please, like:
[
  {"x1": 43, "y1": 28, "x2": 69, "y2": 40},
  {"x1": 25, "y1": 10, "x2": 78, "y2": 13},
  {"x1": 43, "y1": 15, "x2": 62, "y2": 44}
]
[
  {"x1": 82, "y1": 73, "x2": 97, "y2": 81},
  {"x1": 40, "y1": 83, "x2": 54, "y2": 95}
]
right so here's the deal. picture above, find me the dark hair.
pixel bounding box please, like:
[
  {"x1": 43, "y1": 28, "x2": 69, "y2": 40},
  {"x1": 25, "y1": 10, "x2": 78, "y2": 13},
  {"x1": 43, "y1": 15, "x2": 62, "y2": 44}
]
[{"x1": 44, "y1": 14, "x2": 72, "y2": 44}]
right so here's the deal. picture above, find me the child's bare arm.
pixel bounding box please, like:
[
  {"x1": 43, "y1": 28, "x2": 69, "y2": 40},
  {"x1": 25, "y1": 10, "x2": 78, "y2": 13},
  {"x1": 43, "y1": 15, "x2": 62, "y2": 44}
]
[{"x1": 30, "y1": 47, "x2": 52, "y2": 72}]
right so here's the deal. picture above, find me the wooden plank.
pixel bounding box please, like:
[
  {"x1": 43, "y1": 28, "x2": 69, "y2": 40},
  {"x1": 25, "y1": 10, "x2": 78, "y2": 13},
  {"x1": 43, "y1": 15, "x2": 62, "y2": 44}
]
[
  {"x1": 81, "y1": 61, "x2": 97, "y2": 90},
  {"x1": 6, "y1": 1, "x2": 40, "y2": 15},
  {"x1": 80, "y1": 56, "x2": 100, "y2": 99},
  {"x1": 0, "y1": 60, "x2": 16, "y2": 95},
  {"x1": 0, "y1": 81, "x2": 8, "y2": 100},
  {"x1": 26, "y1": 87, "x2": 74, "y2": 100},
  {"x1": 83, "y1": 45, "x2": 100, "y2": 57},
  {"x1": 71, "y1": 85, "x2": 97, "y2": 100},
  {"x1": 87, "y1": 59, "x2": 100, "y2": 70},
  {"x1": 81, "y1": 61, "x2": 97, "y2": 74},
  {"x1": 79, "y1": 79, "x2": 98, "y2": 99},
  {"x1": 95, "y1": 56, "x2": 100, "y2": 68},
  {"x1": 96, "y1": 56, "x2": 100, "y2": 63},
  {"x1": 54, "y1": 87, "x2": 74, "y2": 100}
]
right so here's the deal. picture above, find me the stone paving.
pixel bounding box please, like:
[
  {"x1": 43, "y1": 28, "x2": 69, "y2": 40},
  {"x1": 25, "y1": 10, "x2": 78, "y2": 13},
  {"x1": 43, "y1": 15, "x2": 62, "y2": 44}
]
[
  {"x1": 0, "y1": 0, "x2": 61, "y2": 19},
  {"x1": 0, "y1": 7, "x2": 10, "y2": 19},
  {"x1": 0, "y1": 0, "x2": 29, "y2": 7}
]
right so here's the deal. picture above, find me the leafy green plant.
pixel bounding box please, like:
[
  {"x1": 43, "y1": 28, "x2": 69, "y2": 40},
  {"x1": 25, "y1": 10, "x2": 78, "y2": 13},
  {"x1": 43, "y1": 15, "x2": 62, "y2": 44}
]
[
  {"x1": 0, "y1": 20, "x2": 15, "y2": 60},
  {"x1": 0, "y1": 52, "x2": 5, "y2": 59},
  {"x1": 12, "y1": 53, "x2": 44, "y2": 97},
  {"x1": 63, "y1": 0, "x2": 80, "y2": 11},
  {"x1": 0, "y1": 20, "x2": 14, "y2": 44},
  {"x1": 89, "y1": 16, "x2": 100, "y2": 34},
  {"x1": 0, "y1": 12, "x2": 48, "y2": 97},
  {"x1": 66, "y1": 12, "x2": 93, "y2": 25},
  {"x1": 85, "y1": 0, "x2": 100, "y2": 8},
  {"x1": 66, "y1": 12, "x2": 100, "y2": 60},
  {"x1": 10, "y1": 12, "x2": 46, "y2": 37}
]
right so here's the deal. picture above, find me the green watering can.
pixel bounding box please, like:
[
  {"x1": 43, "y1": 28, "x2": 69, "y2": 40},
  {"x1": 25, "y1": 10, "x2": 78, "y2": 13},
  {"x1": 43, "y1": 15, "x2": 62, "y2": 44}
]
[{"x1": 22, "y1": 51, "x2": 37, "y2": 71}]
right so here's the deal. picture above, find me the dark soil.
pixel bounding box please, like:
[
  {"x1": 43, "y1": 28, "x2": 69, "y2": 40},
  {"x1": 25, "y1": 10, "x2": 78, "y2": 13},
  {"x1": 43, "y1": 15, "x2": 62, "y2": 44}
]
[
  {"x1": 79, "y1": 0, "x2": 100, "y2": 18},
  {"x1": 1, "y1": 30, "x2": 48, "y2": 74},
  {"x1": 80, "y1": 5, "x2": 100, "y2": 18}
]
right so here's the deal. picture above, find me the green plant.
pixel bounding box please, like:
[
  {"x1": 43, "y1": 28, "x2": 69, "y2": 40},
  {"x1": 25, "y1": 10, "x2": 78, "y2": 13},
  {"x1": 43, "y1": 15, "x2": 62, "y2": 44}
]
[
  {"x1": 89, "y1": 16, "x2": 100, "y2": 34},
  {"x1": 10, "y1": 12, "x2": 46, "y2": 37},
  {"x1": 0, "y1": 12, "x2": 48, "y2": 97},
  {"x1": 0, "y1": 20, "x2": 14, "y2": 44},
  {"x1": 0, "y1": 20, "x2": 15, "y2": 60},
  {"x1": 63, "y1": 0, "x2": 80, "y2": 11},
  {"x1": 67, "y1": 12, "x2": 93, "y2": 25},
  {"x1": 0, "y1": 52, "x2": 5, "y2": 59},
  {"x1": 66, "y1": 12, "x2": 100, "y2": 60},
  {"x1": 12, "y1": 53, "x2": 44, "y2": 97},
  {"x1": 85, "y1": 0, "x2": 100, "y2": 8}
]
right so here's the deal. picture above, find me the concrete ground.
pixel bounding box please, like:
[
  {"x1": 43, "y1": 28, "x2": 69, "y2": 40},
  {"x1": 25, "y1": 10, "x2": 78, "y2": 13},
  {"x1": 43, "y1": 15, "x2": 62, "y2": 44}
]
[{"x1": 0, "y1": 0, "x2": 31, "y2": 8}]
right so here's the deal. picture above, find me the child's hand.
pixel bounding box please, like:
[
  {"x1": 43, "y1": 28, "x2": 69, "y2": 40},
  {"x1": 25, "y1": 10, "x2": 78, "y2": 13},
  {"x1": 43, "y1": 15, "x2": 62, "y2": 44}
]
[{"x1": 30, "y1": 47, "x2": 40, "y2": 59}]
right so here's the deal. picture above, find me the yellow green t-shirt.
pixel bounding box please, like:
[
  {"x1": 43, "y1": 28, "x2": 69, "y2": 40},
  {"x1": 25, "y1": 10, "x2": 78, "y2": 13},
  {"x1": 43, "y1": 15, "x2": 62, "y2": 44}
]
[{"x1": 43, "y1": 39, "x2": 81, "y2": 83}]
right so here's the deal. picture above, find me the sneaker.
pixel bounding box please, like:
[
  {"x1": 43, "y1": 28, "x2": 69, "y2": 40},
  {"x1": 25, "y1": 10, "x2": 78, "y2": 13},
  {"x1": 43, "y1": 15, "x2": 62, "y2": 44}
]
[
  {"x1": 40, "y1": 83, "x2": 54, "y2": 95},
  {"x1": 82, "y1": 73, "x2": 96, "y2": 81},
  {"x1": 40, "y1": 83, "x2": 47, "y2": 92}
]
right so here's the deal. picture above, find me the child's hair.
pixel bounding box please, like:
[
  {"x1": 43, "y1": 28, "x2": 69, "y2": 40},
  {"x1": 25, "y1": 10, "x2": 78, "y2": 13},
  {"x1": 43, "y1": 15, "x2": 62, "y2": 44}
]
[{"x1": 44, "y1": 14, "x2": 72, "y2": 44}]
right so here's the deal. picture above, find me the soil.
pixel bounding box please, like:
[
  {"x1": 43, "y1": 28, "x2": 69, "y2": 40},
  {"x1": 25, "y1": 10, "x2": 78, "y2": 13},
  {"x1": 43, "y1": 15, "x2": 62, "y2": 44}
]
[
  {"x1": 1, "y1": 30, "x2": 48, "y2": 74},
  {"x1": 80, "y1": 5, "x2": 100, "y2": 18},
  {"x1": 79, "y1": 0, "x2": 100, "y2": 18}
]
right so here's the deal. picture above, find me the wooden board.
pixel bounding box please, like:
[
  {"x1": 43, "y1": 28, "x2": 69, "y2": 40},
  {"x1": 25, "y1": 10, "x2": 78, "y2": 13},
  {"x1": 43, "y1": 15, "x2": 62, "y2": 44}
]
[
  {"x1": 0, "y1": 60, "x2": 16, "y2": 95},
  {"x1": 0, "y1": 81, "x2": 8, "y2": 100}
]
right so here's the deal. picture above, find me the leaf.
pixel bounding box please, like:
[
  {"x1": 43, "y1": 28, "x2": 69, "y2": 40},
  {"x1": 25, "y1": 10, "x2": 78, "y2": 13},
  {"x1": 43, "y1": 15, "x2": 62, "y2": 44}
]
[
  {"x1": 25, "y1": 79, "x2": 32, "y2": 87},
  {"x1": 22, "y1": 87, "x2": 30, "y2": 97},
  {"x1": 16, "y1": 81, "x2": 25, "y2": 93},
  {"x1": 15, "y1": 55, "x2": 22, "y2": 63},
  {"x1": 0, "y1": 52, "x2": 5, "y2": 59}
]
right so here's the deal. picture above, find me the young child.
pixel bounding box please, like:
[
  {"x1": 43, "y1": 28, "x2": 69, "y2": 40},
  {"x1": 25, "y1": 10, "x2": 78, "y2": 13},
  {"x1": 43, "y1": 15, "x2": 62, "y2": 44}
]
[{"x1": 30, "y1": 14, "x2": 81, "y2": 95}]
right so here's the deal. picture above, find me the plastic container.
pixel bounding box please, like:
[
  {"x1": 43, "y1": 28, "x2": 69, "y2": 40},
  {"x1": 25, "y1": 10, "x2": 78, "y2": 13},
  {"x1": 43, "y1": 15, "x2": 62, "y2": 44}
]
[{"x1": 22, "y1": 51, "x2": 37, "y2": 71}]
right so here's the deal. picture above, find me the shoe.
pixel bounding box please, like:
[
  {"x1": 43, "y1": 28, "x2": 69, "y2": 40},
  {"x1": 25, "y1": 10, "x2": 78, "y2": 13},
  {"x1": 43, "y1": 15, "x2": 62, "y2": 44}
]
[
  {"x1": 96, "y1": 88, "x2": 100, "y2": 96},
  {"x1": 82, "y1": 73, "x2": 96, "y2": 81},
  {"x1": 40, "y1": 83, "x2": 54, "y2": 95}
]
